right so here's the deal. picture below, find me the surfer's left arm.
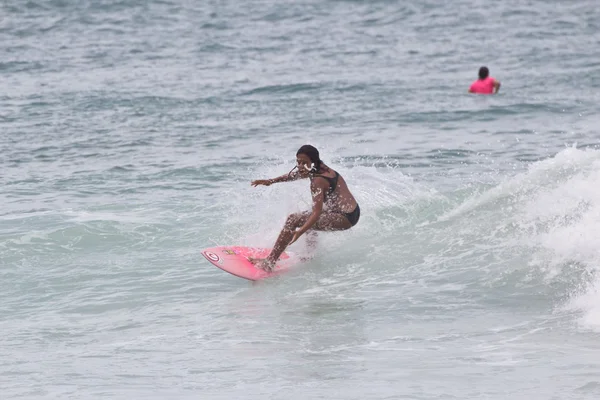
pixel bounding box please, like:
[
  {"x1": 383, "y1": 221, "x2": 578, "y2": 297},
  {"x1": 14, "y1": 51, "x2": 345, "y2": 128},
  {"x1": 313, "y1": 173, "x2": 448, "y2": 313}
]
[
  {"x1": 493, "y1": 79, "x2": 501, "y2": 94},
  {"x1": 289, "y1": 181, "x2": 326, "y2": 244}
]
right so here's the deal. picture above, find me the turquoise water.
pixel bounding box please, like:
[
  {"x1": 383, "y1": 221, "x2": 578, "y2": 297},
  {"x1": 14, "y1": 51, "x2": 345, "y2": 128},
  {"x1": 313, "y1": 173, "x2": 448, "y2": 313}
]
[{"x1": 2, "y1": 0, "x2": 600, "y2": 398}]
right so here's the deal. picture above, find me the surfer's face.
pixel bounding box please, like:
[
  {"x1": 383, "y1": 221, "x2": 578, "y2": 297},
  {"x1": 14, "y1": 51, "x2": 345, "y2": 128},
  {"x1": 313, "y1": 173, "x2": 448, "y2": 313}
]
[{"x1": 296, "y1": 153, "x2": 313, "y2": 176}]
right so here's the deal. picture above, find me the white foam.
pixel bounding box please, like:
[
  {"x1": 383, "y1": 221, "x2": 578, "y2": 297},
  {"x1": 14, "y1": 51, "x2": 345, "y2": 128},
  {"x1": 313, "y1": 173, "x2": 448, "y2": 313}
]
[
  {"x1": 510, "y1": 147, "x2": 600, "y2": 331},
  {"x1": 441, "y1": 145, "x2": 600, "y2": 221}
]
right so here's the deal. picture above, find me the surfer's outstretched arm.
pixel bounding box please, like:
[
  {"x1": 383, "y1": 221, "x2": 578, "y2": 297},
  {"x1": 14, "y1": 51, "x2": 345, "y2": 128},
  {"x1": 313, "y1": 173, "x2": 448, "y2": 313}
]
[{"x1": 251, "y1": 170, "x2": 302, "y2": 186}]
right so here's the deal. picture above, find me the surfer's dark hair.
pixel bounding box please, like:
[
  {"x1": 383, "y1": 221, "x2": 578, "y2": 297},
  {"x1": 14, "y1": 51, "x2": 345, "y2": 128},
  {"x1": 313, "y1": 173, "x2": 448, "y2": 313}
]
[
  {"x1": 478, "y1": 66, "x2": 489, "y2": 79},
  {"x1": 296, "y1": 145, "x2": 322, "y2": 173}
]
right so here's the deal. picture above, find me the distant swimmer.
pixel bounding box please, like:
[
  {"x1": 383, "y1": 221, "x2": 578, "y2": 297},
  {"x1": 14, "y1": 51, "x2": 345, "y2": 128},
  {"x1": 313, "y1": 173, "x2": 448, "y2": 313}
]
[
  {"x1": 469, "y1": 66, "x2": 501, "y2": 94},
  {"x1": 249, "y1": 145, "x2": 360, "y2": 271}
]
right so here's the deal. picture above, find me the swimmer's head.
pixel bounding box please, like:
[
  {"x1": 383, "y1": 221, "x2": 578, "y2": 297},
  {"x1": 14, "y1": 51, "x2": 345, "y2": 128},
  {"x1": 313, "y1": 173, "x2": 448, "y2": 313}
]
[
  {"x1": 296, "y1": 145, "x2": 321, "y2": 175},
  {"x1": 478, "y1": 66, "x2": 489, "y2": 79}
]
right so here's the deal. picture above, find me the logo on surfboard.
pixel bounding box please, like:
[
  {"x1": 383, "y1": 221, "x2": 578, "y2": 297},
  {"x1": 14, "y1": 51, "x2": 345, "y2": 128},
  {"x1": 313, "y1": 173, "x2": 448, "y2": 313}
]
[{"x1": 204, "y1": 251, "x2": 220, "y2": 262}]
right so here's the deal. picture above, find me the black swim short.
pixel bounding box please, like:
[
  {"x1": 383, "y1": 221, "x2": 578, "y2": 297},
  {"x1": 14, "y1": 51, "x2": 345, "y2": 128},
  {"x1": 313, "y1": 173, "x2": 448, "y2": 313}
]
[{"x1": 343, "y1": 204, "x2": 360, "y2": 227}]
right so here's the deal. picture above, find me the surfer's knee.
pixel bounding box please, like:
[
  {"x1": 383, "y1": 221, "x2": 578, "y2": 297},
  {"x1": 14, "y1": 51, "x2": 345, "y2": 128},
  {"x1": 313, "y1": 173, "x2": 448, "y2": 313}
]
[{"x1": 284, "y1": 213, "x2": 305, "y2": 230}]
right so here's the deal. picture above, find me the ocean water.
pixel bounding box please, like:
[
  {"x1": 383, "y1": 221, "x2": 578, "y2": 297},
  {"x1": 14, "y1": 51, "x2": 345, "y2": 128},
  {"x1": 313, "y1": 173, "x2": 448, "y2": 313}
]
[{"x1": 2, "y1": 0, "x2": 600, "y2": 398}]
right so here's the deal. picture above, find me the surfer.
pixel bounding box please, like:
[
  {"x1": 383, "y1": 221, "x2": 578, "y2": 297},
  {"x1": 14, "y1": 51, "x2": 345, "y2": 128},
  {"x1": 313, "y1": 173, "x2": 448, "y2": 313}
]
[
  {"x1": 249, "y1": 145, "x2": 360, "y2": 271},
  {"x1": 469, "y1": 66, "x2": 501, "y2": 94}
]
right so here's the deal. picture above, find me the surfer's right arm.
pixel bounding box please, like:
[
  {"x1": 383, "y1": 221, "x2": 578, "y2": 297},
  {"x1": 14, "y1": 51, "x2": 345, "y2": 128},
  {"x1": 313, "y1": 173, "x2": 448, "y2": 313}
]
[{"x1": 251, "y1": 171, "x2": 301, "y2": 187}]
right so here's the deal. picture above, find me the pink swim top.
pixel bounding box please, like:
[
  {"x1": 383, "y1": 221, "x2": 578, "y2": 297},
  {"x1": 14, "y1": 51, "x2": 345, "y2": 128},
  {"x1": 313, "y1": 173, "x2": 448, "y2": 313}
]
[{"x1": 469, "y1": 77, "x2": 495, "y2": 94}]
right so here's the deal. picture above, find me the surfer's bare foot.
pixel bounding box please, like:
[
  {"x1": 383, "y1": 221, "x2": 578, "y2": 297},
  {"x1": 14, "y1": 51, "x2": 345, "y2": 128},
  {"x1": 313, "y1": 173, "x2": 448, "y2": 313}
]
[
  {"x1": 257, "y1": 260, "x2": 276, "y2": 272},
  {"x1": 248, "y1": 257, "x2": 275, "y2": 272}
]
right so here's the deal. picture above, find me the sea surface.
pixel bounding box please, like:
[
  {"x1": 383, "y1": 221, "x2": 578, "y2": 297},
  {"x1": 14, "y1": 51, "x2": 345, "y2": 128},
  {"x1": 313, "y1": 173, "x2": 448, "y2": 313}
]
[{"x1": 2, "y1": 0, "x2": 600, "y2": 399}]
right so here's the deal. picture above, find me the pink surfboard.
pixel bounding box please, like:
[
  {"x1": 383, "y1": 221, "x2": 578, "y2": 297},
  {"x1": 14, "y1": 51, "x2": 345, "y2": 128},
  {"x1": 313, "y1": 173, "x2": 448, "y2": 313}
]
[{"x1": 202, "y1": 246, "x2": 295, "y2": 281}]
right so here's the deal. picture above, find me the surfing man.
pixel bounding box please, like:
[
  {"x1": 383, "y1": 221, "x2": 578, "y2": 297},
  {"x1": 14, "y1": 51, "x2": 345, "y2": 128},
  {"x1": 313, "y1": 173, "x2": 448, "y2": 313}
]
[
  {"x1": 250, "y1": 145, "x2": 360, "y2": 271},
  {"x1": 469, "y1": 66, "x2": 501, "y2": 94}
]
